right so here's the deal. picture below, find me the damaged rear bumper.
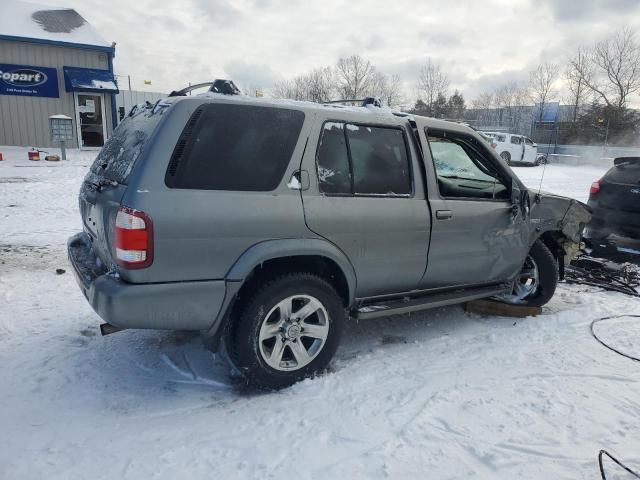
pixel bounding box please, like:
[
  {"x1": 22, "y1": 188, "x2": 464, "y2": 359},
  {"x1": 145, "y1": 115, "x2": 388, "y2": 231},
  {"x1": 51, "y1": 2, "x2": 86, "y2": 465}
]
[{"x1": 67, "y1": 233, "x2": 226, "y2": 331}]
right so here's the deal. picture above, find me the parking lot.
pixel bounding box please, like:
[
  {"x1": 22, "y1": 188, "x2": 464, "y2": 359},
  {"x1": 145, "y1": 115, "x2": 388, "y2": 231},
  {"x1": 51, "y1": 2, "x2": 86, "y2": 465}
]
[{"x1": 1, "y1": 148, "x2": 639, "y2": 479}]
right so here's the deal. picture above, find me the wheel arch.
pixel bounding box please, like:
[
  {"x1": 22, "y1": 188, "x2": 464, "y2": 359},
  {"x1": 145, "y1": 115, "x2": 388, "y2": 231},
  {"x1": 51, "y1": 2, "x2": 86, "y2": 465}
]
[{"x1": 204, "y1": 239, "x2": 357, "y2": 348}]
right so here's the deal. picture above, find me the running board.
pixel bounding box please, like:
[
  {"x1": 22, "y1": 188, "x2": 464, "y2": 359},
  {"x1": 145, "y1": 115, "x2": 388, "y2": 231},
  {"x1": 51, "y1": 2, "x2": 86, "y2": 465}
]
[{"x1": 354, "y1": 284, "x2": 511, "y2": 320}]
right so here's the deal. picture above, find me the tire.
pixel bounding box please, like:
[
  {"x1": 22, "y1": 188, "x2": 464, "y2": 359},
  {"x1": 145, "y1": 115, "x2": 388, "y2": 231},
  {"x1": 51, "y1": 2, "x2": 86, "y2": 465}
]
[
  {"x1": 500, "y1": 240, "x2": 559, "y2": 307},
  {"x1": 225, "y1": 273, "x2": 345, "y2": 390},
  {"x1": 500, "y1": 151, "x2": 512, "y2": 166}
]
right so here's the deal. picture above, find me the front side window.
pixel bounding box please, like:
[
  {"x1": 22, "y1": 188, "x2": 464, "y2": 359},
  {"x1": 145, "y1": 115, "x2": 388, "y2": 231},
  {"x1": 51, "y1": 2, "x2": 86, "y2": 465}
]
[
  {"x1": 166, "y1": 103, "x2": 305, "y2": 191},
  {"x1": 316, "y1": 122, "x2": 412, "y2": 196},
  {"x1": 525, "y1": 137, "x2": 534, "y2": 146},
  {"x1": 427, "y1": 130, "x2": 509, "y2": 200},
  {"x1": 346, "y1": 125, "x2": 411, "y2": 195}
]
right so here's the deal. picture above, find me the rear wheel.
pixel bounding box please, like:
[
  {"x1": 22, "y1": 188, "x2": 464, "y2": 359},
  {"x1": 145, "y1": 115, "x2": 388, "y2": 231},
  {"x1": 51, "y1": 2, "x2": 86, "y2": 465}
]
[
  {"x1": 498, "y1": 240, "x2": 558, "y2": 307},
  {"x1": 226, "y1": 273, "x2": 344, "y2": 390},
  {"x1": 500, "y1": 151, "x2": 512, "y2": 166}
]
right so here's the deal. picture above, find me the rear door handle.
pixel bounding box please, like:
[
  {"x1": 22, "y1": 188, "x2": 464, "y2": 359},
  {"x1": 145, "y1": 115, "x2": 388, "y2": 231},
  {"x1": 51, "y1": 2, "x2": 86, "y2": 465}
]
[{"x1": 436, "y1": 210, "x2": 453, "y2": 220}]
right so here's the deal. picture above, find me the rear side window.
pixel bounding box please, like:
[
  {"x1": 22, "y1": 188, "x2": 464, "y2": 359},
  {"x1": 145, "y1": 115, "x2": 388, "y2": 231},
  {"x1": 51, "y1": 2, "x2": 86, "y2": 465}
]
[
  {"x1": 316, "y1": 122, "x2": 412, "y2": 196},
  {"x1": 510, "y1": 135, "x2": 522, "y2": 145},
  {"x1": 316, "y1": 122, "x2": 351, "y2": 194},
  {"x1": 90, "y1": 103, "x2": 165, "y2": 184},
  {"x1": 166, "y1": 103, "x2": 305, "y2": 191}
]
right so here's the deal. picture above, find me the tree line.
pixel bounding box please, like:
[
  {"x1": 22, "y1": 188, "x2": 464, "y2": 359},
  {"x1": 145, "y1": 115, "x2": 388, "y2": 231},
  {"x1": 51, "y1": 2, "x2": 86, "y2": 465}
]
[{"x1": 267, "y1": 27, "x2": 640, "y2": 145}]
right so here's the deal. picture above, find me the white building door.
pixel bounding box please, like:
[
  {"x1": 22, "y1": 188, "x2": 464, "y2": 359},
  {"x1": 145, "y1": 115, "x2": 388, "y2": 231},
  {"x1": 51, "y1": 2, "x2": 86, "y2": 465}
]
[{"x1": 74, "y1": 93, "x2": 107, "y2": 149}]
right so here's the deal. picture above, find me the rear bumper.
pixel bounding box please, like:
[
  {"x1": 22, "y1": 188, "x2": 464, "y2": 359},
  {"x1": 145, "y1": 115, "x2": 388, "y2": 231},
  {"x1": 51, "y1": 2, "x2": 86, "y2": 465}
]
[
  {"x1": 583, "y1": 205, "x2": 640, "y2": 254},
  {"x1": 67, "y1": 233, "x2": 226, "y2": 331}
]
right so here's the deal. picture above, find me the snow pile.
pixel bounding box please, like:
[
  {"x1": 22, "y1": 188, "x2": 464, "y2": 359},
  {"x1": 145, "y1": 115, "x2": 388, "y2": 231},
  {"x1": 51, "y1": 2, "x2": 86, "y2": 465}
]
[{"x1": 2, "y1": 147, "x2": 639, "y2": 479}]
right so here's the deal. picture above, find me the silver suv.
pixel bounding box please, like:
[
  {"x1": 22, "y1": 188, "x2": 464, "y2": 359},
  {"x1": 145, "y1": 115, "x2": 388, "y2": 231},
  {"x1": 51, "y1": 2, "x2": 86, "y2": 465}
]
[{"x1": 68, "y1": 81, "x2": 590, "y2": 389}]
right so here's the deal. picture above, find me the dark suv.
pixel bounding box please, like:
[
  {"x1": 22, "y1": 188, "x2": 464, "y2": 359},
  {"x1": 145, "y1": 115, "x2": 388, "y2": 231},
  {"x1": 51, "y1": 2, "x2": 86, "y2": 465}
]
[
  {"x1": 68, "y1": 83, "x2": 590, "y2": 389},
  {"x1": 584, "y1": 157, "x2": 640, "y2": 257}
]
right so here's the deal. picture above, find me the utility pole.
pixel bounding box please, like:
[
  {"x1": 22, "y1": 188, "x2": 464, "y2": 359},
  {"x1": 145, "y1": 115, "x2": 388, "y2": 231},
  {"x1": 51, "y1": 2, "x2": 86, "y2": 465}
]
[{"x1": 602, "y1": 118, "x2": 610, "y2": 159}]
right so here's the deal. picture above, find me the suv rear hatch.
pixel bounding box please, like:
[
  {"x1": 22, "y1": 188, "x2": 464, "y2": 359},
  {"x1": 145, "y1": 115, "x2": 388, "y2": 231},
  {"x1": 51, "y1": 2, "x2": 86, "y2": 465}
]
[
  {"x1": 80, "y1": 101, "x2": 169, "y2": 270},
  {"x1": 599, "y1": 159, "x2": 640, "y2": 213}
]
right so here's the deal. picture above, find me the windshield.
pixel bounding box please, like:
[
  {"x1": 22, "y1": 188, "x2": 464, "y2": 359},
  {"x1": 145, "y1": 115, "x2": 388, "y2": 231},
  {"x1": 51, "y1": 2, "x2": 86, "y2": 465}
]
[{"x1": 88, "y1": 102, "x2": 168, "y2": 184}]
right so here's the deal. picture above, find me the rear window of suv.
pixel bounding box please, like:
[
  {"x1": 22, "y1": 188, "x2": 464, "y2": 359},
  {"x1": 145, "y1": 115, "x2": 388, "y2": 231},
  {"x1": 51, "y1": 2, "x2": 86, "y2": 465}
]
[
  {"x1": 165, "y1": 103, "x2": 305, "y2": 191},
  {"x1": 89, "y1": 102, "x2": 166, "y2": 184}
]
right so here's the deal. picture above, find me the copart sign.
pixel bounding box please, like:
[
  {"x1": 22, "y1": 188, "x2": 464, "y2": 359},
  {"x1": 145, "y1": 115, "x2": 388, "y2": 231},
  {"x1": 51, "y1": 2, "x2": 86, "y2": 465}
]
[{"x1": 0, "y1": 63, "x2": 59, "y2": 98}]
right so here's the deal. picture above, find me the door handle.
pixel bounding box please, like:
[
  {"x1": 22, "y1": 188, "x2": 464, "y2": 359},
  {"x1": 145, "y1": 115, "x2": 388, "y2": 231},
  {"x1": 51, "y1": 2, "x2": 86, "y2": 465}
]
[{"x1": 436, "y1": 210, "x2": 453, "y2": 220}]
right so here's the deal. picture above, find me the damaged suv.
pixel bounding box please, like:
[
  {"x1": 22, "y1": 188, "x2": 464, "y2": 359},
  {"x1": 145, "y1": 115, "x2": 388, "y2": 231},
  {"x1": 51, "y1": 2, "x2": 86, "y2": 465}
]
[{"x1": 68, "y1": 81, "x2": 590, "y2": 389}]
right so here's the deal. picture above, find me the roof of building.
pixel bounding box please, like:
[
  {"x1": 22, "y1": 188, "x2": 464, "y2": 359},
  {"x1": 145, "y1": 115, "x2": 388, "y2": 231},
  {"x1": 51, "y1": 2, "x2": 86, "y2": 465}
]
[{"x1": 0, "y1": 1, "x2": 112, "y2": 52}]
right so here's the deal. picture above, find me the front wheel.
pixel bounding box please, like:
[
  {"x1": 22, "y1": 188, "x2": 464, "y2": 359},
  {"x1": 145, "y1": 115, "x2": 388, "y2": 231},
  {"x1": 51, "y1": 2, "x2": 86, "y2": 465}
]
[
  {"x1": 226, "y1": 273, "x2": 345, "y2": 389},
  {"x1": 498, "y1": 240, "x2": 558, "y2": 307}
]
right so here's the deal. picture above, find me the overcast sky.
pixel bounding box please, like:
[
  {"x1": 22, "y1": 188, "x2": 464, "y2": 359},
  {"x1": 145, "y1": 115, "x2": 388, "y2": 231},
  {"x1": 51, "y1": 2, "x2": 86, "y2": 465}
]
[{"x1": 36, "y1": 0, "x2": 640, "y2": 105}]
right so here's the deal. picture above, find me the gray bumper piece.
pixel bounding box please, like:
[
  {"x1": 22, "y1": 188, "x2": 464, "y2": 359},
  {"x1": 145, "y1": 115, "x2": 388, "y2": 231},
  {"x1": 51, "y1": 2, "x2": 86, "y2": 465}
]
[{"x1": 67, "y1": 233, "x2": 226, "y2": 331}]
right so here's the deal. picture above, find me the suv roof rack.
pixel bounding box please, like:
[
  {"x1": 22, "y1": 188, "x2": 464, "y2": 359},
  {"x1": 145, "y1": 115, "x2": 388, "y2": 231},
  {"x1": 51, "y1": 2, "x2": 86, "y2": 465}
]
[
  {"x1": 169, "y1": 79, "x2": 241, "y2": 97},
  {"x1": 324, "y1": 97, "x2": 383, "y2": 108}
]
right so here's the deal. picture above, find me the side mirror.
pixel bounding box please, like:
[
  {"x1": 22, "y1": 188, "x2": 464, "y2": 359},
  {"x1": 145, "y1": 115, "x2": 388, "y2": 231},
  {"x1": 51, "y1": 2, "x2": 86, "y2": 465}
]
[
  {"x1": 511, "y1": 181, "x2": 530, "y2": 220},
  {"x1": 511, "y1": 181, "x2": 521, "y2": 205}
]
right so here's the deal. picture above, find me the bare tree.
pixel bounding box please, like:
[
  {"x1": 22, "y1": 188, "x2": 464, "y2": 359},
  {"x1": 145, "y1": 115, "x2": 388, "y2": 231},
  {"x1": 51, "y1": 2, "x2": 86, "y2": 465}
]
[
  {"x1": 574, "y1": 27, "x2": 640, "y2": 108},
  {"x1": 512, "y1": 85, "x2": 533, "y2": 133},
  {"x1": 366, "y1": 72, "x2": 404, "y2": 106},
  {"x1": 271, "y1": 67, "x2": 335, "y2": 103},
  {"x1": 384, "y1": 74, "x2": 404, "y2": 107},
  {"x1": 529, "y1": 62, "x2": 559, "y2": 121},
  {"x1": 494, "y1": 81, "x2": 519, "y2": 126},
  {"x1": 335, "y1": 54, "x2": 376, "y2": 99},
  {"x1": 305, "y1": 67, "x2": 335, "y2": 103},
  {"x1": 471, "y1": 91, "x2": 495, "y2": 125},
  {"x1": 418, "y1": 58, "x2": 450, "y2": 114},
  {"x1": 565, "y1": 48, "x2": 591, "y2": 120},
  {"x1": 271, "y1": 79, "x2": 300, "y2": 100}
]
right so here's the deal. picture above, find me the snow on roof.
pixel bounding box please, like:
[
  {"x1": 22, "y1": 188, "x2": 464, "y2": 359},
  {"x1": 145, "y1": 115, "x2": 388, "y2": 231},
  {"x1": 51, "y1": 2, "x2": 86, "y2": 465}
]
[{"x1": 0, "y1": 0, "x2": 111, "y2": 48}]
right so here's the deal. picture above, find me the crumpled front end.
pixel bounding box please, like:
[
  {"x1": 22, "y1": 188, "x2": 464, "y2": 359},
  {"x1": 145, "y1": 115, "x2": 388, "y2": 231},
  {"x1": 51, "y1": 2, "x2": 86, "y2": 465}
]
[{"x1": 528, "y1": 190, "x2": 591, "y2": 266}]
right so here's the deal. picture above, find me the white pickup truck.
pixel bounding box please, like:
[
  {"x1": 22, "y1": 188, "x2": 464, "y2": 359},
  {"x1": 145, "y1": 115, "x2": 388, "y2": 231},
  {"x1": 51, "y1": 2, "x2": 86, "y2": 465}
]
[{"x1": 483, "y1": 132, "x2": 545, "y2": 166}]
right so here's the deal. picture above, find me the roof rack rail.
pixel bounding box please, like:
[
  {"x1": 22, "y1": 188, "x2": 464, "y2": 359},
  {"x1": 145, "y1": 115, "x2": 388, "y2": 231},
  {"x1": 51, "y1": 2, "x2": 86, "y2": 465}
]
[
  {"x1": 168, "y1": 79, "x2": 241, "y2": 97},
  {"x1": 324, "y1": 97, "x2": 383, "y2": 108}
]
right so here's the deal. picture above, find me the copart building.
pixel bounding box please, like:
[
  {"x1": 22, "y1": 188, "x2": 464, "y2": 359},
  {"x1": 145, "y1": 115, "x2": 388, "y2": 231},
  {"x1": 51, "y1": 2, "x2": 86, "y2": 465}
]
[{"x1": 0, "y1": 1, "x2": 118, "y2": 149}]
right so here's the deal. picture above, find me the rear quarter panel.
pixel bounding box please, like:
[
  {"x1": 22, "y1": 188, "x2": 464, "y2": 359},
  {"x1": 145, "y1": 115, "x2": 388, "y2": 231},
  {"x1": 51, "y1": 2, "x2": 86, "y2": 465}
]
[{"x1": 120, "y1": 98, "x2": 316, "y2": 283}]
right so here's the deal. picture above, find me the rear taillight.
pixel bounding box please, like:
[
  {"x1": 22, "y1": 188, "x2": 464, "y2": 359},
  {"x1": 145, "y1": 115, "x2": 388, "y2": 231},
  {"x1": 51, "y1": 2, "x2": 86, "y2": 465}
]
[
  {"x1": 115, "y1": 207, "x2": 153, "y2": 269},
  {"x1": 491, "y1": 142, "x2": 497, "y2": 149},
  {"x1": 590, "y1": 180, "x2": 601, "y2": 195}
]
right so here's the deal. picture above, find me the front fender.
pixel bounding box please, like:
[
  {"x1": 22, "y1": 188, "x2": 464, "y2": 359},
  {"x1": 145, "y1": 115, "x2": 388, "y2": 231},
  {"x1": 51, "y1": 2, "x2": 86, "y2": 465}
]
[{"x1": 528, "y1": 191, "x2": 591, "y2": 244}]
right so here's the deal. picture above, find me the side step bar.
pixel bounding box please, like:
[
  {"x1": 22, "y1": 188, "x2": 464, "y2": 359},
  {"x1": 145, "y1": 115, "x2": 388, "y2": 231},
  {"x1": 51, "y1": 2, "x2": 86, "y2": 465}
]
[{"x1": 354, "y1": 284, "x2": 511, "y2": 320}]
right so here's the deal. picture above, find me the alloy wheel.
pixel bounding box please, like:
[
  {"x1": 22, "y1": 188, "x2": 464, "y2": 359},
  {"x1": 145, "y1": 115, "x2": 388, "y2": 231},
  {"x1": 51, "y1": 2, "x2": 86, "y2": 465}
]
[{"x1": 258, "y1": 295, "x2": 330, "y2": 371}]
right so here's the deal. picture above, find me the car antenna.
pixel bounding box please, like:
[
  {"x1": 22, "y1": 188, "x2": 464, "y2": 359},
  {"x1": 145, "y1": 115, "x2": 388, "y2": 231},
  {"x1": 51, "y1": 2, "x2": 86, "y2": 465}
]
[{"x1": 536, "y1": 112, "x2": 557, "y2": 201}]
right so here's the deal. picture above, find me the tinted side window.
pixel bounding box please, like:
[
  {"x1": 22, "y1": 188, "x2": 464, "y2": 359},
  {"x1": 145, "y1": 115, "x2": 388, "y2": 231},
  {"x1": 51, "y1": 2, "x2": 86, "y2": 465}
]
[
  {"x1": 316, "y1": 122, "x2": 351, "y2": 194},
  {"x1": 166, "y1": 103, "x2": 304, "y2": 191},
  {"x1": 346, "y1": 125, "x2": 411, "y2": 195},
  {"x1": 510, "y1": 135, "x2": 522, "y2": 145},
  {"x1": 496, "y1": 134, "x2": 506, "y2": 142},
  {"x1": 525, "y1": 137, "x2": 534, "y2": 146},
  {"x1": 427, "y1": 131, "x2": 509, "y2": 200}
]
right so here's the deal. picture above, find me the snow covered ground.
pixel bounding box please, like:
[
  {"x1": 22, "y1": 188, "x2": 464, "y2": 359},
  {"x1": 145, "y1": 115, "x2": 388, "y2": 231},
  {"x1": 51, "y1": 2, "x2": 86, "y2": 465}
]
[{"x1": 1, "y1": 146, "x2": 639, "y2": 479}]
